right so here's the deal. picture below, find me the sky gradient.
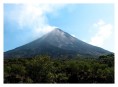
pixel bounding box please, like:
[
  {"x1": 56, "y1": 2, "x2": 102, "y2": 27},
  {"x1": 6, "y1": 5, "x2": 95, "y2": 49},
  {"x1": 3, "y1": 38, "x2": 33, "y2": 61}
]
[{"x1": 4, "y1": 4, "x2": 114, "y2": 52}]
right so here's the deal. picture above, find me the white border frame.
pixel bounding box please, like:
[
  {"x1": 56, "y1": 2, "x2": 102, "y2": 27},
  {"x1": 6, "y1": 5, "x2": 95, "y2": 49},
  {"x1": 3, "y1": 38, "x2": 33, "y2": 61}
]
[{"x1": 1, "y1": 0, "x2": 117, "y2": 87}]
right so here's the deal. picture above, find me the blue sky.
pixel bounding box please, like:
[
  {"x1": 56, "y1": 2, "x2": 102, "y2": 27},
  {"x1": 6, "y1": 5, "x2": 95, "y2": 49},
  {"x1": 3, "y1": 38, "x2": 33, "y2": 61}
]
[{"x1": 4, "y1": 4, "x2": 114, "y2": 52}]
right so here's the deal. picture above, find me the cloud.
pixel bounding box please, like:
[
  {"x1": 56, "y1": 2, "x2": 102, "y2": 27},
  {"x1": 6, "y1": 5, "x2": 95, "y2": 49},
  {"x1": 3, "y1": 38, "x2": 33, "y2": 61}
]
[
  {"x1": 89, "y1": 19, "x2": 113, "y2": 47},
  {"x1": 71, "y1": 34, "x2": 76, "y2": 37},
  {"x1": 5, "y1": 4, "x2": 66, "y2": 37}
]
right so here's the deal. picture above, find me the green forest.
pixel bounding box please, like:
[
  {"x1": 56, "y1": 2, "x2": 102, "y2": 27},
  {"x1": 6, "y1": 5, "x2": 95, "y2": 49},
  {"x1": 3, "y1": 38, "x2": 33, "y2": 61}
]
[{"x1": 4, "y1": 54, "x2": 114, "y2": 83}]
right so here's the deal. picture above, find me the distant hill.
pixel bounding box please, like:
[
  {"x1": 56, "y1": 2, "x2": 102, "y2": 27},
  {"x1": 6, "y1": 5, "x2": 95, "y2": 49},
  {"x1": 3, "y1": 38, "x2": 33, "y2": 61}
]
[{"x1": 4, "y1": 28, "x2": 111, "y2": 58}]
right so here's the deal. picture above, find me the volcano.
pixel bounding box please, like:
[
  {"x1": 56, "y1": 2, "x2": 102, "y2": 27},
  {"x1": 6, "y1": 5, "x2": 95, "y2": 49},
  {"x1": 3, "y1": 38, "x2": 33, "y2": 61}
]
[{"x1": 4, "y1": 28, "x2": 111, "y2": 59}]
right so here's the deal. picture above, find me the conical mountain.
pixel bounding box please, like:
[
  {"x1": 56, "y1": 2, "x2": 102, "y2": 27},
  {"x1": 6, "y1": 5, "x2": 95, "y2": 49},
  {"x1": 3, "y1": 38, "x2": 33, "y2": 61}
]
[{"x1": 4, "y1": 28, "x2": 111, "y2": 58}]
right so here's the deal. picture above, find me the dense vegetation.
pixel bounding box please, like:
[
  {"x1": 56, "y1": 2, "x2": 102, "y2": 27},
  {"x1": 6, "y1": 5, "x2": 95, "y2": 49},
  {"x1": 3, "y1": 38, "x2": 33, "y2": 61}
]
[{"x1": 4, "y1": 54, "x2": 114, "y2": 83}]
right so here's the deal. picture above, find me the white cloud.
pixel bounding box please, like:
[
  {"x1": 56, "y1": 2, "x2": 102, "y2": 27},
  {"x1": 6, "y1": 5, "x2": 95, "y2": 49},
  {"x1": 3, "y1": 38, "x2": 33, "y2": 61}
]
[
  {"x1": 93, "y1": 19, "x2": 105, "y2": 27},
  {"x1": 97, "y1": 19, "x2": 105, "y2": 26},
  {"x1": 71, "y1": 34, "x2": 76, "y2": 37},
  {"x1": 34, "y1": 25, "x2": 58, "y2": 37},
  {"x1": 6, "y1": 4, "x2": 66, "y2": 37},
  {"x1": 89, "y1": 20, "x2": 113, "y2": 47}
]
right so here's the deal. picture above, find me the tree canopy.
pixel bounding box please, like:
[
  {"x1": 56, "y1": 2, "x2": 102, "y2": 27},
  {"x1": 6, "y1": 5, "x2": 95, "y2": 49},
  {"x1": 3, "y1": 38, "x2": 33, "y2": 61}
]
[{"x1": 4, "y1": 54, "x2": 114, "y2": 83}]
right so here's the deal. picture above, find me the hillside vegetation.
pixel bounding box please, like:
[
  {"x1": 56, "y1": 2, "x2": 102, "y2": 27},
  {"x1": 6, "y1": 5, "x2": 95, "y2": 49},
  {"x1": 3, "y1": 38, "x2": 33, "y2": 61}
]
[{"x1": 4, "y1": 54, "x2": 114, "y2": 83}]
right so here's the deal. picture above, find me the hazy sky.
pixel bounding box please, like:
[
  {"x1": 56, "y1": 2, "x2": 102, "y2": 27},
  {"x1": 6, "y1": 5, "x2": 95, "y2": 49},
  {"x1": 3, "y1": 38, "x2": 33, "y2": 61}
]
[{"x1": 4, "y1": 4, "x2": 114, "y2": 52}]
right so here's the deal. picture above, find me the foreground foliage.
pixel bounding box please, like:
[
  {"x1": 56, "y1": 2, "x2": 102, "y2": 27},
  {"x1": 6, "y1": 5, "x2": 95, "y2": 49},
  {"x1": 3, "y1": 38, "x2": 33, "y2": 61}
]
[{"x1": 4, "y1": 54, "x2": 114, "y2": 83}]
